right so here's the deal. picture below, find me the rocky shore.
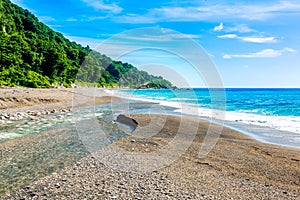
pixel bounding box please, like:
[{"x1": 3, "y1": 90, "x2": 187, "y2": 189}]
[
  {"x1": 0, "y1": 108, "x2": 71, "y2": 124},
  {"x1": 0, "y1": 87, "x2": 119, "y2": 125}
]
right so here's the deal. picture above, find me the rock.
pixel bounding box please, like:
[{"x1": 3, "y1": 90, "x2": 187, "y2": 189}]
[
  {"x1": 16, "y1": 112, "x2": 24, "y2": 116},
  {"x1": 116, "y1": 114, "x2": 138, "y2": 130},
  {"x1": 23, "y1": 186, "x2": 31, "y2": 190},
  {"x1": 28, "y1": 191, "x2": 37, "y2": 197},
  {"x1": 54, "y1": 183, "x2": 60, "y2": 188},
  {"x1": 56, "y1": 115, "x2": 64, "y2": 119},
  {"x1": 9, "y1": 116, "x2": 16, "y2": 121},
  {"x1": 45, "y1": 111, "x2": 51, "y2": 115},
  {"x1": 130, "y1": 139, "x2": 136, "y2": 143}
]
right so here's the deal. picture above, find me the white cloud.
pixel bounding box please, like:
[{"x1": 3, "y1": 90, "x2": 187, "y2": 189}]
[
  {"x1": 283, "y1": 47, "x2": 298, "y2": 53},
  {"x1": 241, "y1": 36, "x2": 276, "y2": 43},
  {"x1": 111, "y1": 32, "x2": 201, "y2": 43},
  {"x1": 88, "y1": 16, "x2": 110, "y2": 21},
  {"x1": 114, "y1": 1, "x2": 300, "y2": 23},
  {"x1": 218, "y1": 34, "x2": 276, "y2": 43},
  {"x1": 225, "y1": 24, "x2": 255, "y2": 33},
  {"x1": 82, "y1": 0, "x2": 123, "y2": 14},
  {"x1": 222, "y1": 54, "x2": 232, "y2": 59},
  {"x1": 218, "y1": 34, "x2": 237, "y2": 39},
  {"x1": 223, "y1": 48, "x2": 297, "y2": 59},
  {"x1": 163, "y1": 33, "x2": 201, "y2": 39},
  {"x1": 214, "y1": 22, "x2": 223, "y2": 32},
  {"x1": 64, "y1": 30, "x2": 201, "y2": 50}
]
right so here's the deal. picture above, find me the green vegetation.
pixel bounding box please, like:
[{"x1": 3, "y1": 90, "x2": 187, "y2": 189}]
[{"x1": 0, "y1": 0, "x2": 172, "y2": 88}]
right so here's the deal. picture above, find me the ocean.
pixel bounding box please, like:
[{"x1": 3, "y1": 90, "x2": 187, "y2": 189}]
[{"x1": 113, "y1": 88, "x2": 300, "y2": 148}]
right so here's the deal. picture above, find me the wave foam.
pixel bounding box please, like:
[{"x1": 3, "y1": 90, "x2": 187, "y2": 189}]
[{"x1": 114, "y1": 90, "x2": 300, "y2": 135}]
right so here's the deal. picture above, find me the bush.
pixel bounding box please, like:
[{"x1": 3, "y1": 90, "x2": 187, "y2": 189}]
[{"x1": 0, "y1": 67, "x2": 50, "y2": 87}]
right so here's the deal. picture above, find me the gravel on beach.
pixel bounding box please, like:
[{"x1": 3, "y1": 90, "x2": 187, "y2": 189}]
[
  {"x1": 0, "y1": 88, "x2": 299, "y2": 199},
  {"x1": 3, "y1": 114, "x2": 300, "y2": 199},
  {"x1": 0, "y1": 87, "x2": 119, "y2": 123}
]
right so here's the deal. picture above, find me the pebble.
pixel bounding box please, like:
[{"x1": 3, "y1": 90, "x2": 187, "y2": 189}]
[
  {"x1": 0, "y1": 107, "x2": 72, "y2": 125},
  {"x1": 36, "y1": 112, "x2": 41, "y2": 116},
  {"x1": 9, "y1": 116, "x2": 16, "y2": 121}
]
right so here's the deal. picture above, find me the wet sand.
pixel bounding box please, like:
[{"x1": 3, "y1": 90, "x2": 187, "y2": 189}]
[{"x1": 0, "y1": 88, "x2": 300, "y2": 199}]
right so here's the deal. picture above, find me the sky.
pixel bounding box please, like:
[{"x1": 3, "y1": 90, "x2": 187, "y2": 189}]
[{"x1": 11, "y1": 0, "x2": 300, "y2": 88}]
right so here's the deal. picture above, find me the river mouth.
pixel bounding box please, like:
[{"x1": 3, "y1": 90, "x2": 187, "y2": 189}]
[{"x1": 0, "y1": 100, "x2": 170, "y2": 197}]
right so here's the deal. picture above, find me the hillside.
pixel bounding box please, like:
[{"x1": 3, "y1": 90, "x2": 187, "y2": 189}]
[{"x1": 0, "y1": 0, "x2": 172, "y2": 88}]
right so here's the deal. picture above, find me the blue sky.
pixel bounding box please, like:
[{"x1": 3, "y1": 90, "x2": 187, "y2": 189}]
[{"x1": 11, "y1": 0, "x2": 300, "y2": 88}]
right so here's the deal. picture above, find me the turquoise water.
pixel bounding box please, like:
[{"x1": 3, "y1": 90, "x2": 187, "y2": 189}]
[
  {"x1": 121, "y1": 88, "x2": 300, "y2": 116},
  {"x1": 114, "y1": 88, "x2": 300, "y2": 148}
]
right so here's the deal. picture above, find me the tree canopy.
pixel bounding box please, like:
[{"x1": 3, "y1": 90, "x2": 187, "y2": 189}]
[{"x1": 0, "y1": 0, "x2": 172, "y2": 88}]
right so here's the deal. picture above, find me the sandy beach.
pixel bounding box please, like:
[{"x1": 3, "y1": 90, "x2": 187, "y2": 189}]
[{"x1": 0, "y1": 88, "x2": 299, "y2": 199}]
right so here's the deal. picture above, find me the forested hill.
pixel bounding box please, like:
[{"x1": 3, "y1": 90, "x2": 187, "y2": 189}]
[{"x1": 0, "y1": 0, "x2": 172, "y2": 88}]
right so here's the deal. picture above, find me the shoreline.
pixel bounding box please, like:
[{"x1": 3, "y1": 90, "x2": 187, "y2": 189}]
[
  {"x1": 2, "y1": 113, "x2": 300, "y2": 199},
  {"x1": 111, "y1": 89, "x2": 300, "y2": 149},
  {"x1": 0, "y1": 87, "x2": 300, "y2": 198}
]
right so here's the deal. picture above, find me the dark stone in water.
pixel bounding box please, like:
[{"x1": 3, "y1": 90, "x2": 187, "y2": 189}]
[{"x1": 116, "y1": 114, "x2": 138, "y2": 130}]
